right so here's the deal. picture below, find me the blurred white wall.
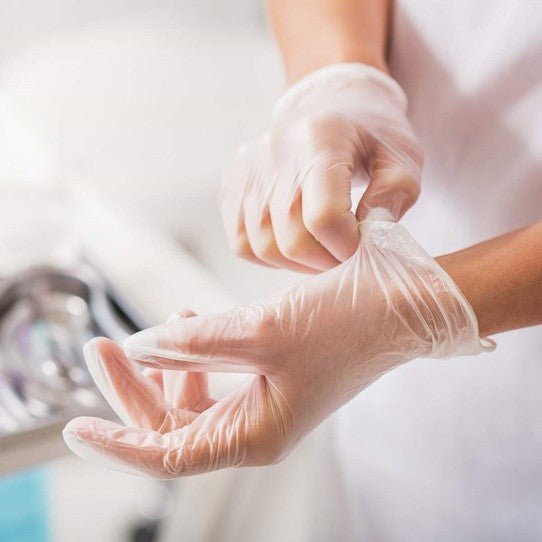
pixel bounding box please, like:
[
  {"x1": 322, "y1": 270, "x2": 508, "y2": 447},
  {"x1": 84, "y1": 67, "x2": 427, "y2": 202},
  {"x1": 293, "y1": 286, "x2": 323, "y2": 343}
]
[
  {"x1": 0, "y1": 2, "x2": 302, "y2": 541},
  {"x1": 0, "y1": 0, "x2": 300, "y2": 303}
]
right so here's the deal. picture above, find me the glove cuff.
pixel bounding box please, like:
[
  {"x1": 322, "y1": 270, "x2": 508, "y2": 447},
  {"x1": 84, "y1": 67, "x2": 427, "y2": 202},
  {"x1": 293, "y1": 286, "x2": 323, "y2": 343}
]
[
  {"x1": 429, "y1": 257, "x2": 496, "y2": 358},
  {"x1": 360, "y1": 220, "x2": 496, "y2": 359},
  {"x1": 272, "y1": 62, "x2": 408, "y2": 122}
]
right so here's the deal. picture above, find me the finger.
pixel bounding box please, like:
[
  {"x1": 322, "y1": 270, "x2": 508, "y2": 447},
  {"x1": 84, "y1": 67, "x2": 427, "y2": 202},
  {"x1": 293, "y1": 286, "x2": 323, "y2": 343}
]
[
  {"x1": 147, "y1": 309, "x2": 200, "y2": 408},
  {"x1": 301, "y1": 155, "x2": 360, "y2": 262},
  {"x1": 269, "y1": 183, "x2": 340, "y2": 271},
  {"x1": 220, "y1": 144, "x2": 276, "y2": 268},
  {"x1": 63, "y1": 377, "x2": 278, "y2": 478},
  {"x1": 243, "y1": 196, "x2": 318, "y2": 274},
  {"x1": 227, "y1": 209, "x2": 273, "y2": 267},
  {"x1": 150, "y1": 371, "x2": 217, "y2": 414},
  {"x1": 63, "y1": 406, "x2": 241, "y2": 479},
  {"x1": 163, "y1": 310, "x2": 215, "y2": 410},
  {"x1": 356, "y1": 139, "x2": 422, "y2": 221},
  {"x1": 85, "y1": 338, "x2": 195, "y2": 431},
  {"x1": 63, "y1": 417, "x2": 183, "y2": 478},
  {"x1": 150, "y1": 368, "x2": 211, "y2": 413},
  {"x1": 178, "y1": 373, "x2": 216, "y2": 413},
  {"x1": 124, "y1": 306, "x2": 268, "y2": 373},
  {"x1": 142, "y1": 368, "x2": 163, "y2": 391}
]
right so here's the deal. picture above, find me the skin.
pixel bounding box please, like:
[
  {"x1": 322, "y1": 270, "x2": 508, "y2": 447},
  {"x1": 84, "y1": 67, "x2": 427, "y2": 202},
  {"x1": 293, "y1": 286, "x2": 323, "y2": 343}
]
[
  {"x1": 267, "y1": 0, "x2": 390, "y2": 83},
  {"x1": 438, "y1": 221, "x2": 542, "y2": 337}
]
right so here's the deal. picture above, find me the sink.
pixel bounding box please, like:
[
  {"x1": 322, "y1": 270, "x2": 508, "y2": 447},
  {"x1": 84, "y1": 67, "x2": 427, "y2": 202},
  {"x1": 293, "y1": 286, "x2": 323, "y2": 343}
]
[{"x1": 0, "y1": 263, "x2": 147, "y2": 474}]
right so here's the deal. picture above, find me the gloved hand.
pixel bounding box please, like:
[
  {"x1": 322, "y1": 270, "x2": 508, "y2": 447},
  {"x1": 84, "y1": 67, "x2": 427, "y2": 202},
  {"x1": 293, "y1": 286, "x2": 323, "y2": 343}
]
[
  {"x1": 220, "y1": 63, "x2": 423, "y2": 273},
  {"x1": 63, "y1": 220, "x2": 490, "y2": 478}
]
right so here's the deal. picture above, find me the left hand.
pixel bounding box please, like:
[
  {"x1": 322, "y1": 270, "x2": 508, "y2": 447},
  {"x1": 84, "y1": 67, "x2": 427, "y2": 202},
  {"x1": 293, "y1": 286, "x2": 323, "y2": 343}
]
[{"x1": 63, "y1": 220, "x2": 486, "y2": 478}]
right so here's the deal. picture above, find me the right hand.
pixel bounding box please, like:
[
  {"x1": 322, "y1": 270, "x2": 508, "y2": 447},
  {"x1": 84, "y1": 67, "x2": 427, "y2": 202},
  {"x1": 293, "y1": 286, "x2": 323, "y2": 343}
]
[{"x1": 220, "y1": 63, "x2": 424, "y2": 273}]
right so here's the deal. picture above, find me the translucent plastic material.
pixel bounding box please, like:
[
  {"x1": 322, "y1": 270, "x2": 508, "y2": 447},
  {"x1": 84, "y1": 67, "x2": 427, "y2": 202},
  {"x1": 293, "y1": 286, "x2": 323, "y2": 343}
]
[
  {"x1": 220, "y1": 63, "x2": 424, "y2": 273},
  {"x1": 63, "y1": 220, "x2": 493, "y2": 478}
]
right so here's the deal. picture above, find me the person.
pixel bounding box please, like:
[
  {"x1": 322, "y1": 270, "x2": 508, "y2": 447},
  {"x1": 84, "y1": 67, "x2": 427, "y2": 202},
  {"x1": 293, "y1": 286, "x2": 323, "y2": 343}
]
[{"x1": 64, "y1": 1, "x2": 542, "y2": 539}]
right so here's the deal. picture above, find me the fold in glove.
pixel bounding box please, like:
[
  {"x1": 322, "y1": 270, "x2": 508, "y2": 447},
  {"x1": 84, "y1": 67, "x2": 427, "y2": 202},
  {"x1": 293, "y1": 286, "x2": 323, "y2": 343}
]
[{"x1": 63, "y1": 220, "x2": 492, "y2": 478}]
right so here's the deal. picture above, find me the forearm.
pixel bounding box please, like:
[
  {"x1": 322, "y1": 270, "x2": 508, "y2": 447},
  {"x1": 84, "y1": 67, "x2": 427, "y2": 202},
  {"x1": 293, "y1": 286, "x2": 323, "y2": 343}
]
[
  {"x1": 266, "y1": 0, "x2": 390, "y2": 84},
  {"x1": 437, "y1": 222, "x2": 542, "y2": 337}
]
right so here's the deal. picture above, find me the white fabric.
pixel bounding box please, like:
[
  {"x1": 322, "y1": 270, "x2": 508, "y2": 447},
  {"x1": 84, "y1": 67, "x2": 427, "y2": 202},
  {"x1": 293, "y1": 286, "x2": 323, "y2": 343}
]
[
  {"x1": 330, "y1": 2, "x2": 542, "y2": 541},
  {"x1": 163, "y1": 1, "x2": 542, "y2": 541}
]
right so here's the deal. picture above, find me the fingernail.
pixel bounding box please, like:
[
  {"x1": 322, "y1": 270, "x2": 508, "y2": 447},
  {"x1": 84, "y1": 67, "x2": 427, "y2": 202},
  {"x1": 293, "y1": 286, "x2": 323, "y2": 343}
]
[
  {"x1": 83, "y1": 340, "x2": 101, "y2": 382},
  {"x1": 166, "y1": 312, "x2": 184, "y2": 323},
  {"x1": 63, "y1": 426, "x2": 88, "y2": 454},
  {"x1": 62, "y1": 418, "x2": 93, "y2": 448},
  {"x1": 62, "y1": 420, "x2": 141, "y2": 477}
]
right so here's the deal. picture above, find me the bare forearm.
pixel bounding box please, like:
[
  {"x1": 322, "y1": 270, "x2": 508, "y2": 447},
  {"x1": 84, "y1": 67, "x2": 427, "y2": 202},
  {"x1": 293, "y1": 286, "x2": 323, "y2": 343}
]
[
  {"x1": 437, "y1": 222, "x2": 542, "y2": 337},
  {"x1": 266, "y1": 0, "x2": 390, "y2": 84}
]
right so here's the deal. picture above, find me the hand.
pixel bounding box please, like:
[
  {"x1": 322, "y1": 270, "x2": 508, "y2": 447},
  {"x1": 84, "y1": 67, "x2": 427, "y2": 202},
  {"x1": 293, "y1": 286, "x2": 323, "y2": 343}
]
[
  {"x1": 63, "y1": 220, "x2": 486, "y2": 478},
  {"x1": 220, "y1": 63, "x2": 423, "y2": 273}
]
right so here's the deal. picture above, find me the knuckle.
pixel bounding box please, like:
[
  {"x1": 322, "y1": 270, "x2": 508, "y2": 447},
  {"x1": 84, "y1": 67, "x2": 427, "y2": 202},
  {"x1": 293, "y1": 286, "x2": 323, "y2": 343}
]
[
  {"x1": 278, "y1": 229, "x2": 308, "y2": 260},
  {"x1": 374, "y1": 125, "x2": 424, "y2": 173},
  {"x1": 231, "y1": 234, "x2": 253, "y2": 259},
  {"x1": 184, "y1": 332, "x2": 202, "y2": 356},
  {"x1": 380, "y1": 166, "x2": 421, "y2": 197},
  {"x1": 304, "y1": 203, "x2": 337, "y2": 233},
  {"x1": 305, "y1": 112, "x2": 348, "y2": 135},
  {"x1": 252, "y1": 306, "x2": 278, "y2": 343},
  {"x1": 253, "y1": 236, "x2": 277, "y2": 262},
  {"x1": 241, "y1": 305, "x2": 280, "y2": 361},
  {"x1": 300, "y1": 113, "x2": 350, "y2": 148}
]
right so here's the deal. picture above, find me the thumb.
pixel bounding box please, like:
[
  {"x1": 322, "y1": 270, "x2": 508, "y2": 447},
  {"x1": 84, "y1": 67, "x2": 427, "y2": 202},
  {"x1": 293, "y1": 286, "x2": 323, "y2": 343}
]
[
  {"x1": 124, "y1": 305, "x2": 269, "y2": 374},
  {"x1": 356, "y1": 167, "x2": 420, "y2": 221},
  {"x1": 356, "y1": 141, "x2": 422, "y2": 221}
]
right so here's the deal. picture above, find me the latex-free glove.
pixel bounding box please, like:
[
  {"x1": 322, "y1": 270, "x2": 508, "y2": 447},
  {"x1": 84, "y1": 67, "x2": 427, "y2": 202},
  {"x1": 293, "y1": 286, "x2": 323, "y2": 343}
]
[
  {"x1": 63, "y1": 220, "x2": 491, "y2": 478},
  {"x1": 220, "y1": 63, "x2": 423, "y2": 273}
]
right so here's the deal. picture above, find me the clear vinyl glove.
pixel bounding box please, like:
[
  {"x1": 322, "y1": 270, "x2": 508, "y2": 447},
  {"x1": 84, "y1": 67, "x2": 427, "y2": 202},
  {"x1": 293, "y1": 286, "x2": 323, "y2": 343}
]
[
  {"x1": 220, "y1": 63, "x2": 424, "y2": 273},
  {"x1": 63, "y1": 219, "x2": 493, "y2": 478}
]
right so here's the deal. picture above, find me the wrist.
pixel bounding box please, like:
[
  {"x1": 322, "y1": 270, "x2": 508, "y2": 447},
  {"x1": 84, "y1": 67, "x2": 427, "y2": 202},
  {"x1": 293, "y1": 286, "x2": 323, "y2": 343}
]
[
  {"x1": 435, "y1": 253, "x2": 481, "y2": 329},
  {"x1": 360, "y1": 220, "x2": 490, "y2": 360},
  {"x1": 285, "y1": 49, "x2": 389, "y2": 85},
  {"x1": 437, "y1": 222, "x2": 542, "y2": 338}
]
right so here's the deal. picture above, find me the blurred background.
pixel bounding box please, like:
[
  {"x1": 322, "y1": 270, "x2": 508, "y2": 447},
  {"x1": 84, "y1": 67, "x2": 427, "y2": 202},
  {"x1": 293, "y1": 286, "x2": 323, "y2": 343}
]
[{"x1": 0, "y1": 1, "x2": 306, "y2": 540}]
